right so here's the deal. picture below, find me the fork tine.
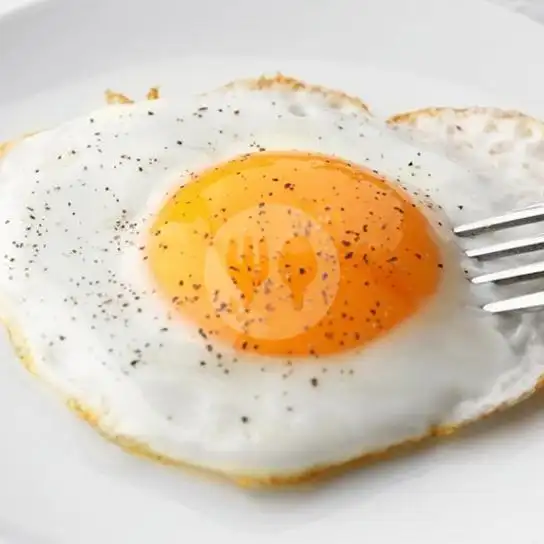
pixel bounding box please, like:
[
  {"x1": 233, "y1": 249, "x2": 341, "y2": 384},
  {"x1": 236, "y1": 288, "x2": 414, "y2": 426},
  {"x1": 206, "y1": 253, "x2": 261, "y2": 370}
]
[
  {"x1": 243, "y1": 236, "x2": 254, "y2": 270},
  {"x1": 454, "y1": 205, "x2": 544, "y2": 237},
  {"x1": 471, "y1": 261, "x2": 544, "y2": 285},
  {"x1": 466, "y1": 233, "x2": 544, "y2": 260},
  {"x1": 483, "y1": 290, "x2": 544, "y2": 314},
  {"x1": 258, "y1": 237, "x2": 269, "y2": 276}
]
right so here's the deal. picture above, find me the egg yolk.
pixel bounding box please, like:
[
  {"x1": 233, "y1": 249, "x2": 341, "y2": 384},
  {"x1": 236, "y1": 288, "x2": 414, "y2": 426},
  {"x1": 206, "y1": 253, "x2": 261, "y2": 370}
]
[{"x1": 146, "y1": 151, "x2": 442, "y2": 358}]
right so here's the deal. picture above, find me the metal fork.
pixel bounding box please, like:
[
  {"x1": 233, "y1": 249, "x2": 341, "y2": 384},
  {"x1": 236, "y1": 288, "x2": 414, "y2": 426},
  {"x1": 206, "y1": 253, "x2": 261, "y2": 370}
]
[{"x1": 454, "y1": 205, "x2": 544, "y2": 314}]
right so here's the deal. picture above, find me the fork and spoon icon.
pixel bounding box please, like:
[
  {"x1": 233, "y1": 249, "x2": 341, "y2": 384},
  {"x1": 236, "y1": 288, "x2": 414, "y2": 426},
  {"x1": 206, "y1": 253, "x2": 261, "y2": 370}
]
[{"x1": 203, "y1": 203, "x2": 340, "y2": 340}]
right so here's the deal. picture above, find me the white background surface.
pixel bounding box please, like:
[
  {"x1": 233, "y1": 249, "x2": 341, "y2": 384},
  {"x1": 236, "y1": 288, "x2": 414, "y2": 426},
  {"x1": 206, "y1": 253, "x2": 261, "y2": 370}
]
[
  {"x1": 2, "y1": 0, "x2": 544, "y2": 543},
  {"x1": 491, "y1": 0, "x2": 544, "y2": 22},
  {"x1": 4, "y1": 0, "x2": 544, "y2": 28}
]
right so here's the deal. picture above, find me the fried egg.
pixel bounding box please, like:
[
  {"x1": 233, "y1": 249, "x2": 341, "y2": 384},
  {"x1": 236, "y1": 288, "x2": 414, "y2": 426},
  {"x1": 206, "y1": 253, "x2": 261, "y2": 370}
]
[{"x1": 0, "y1": 76, "x2": 541, "y2": 487}]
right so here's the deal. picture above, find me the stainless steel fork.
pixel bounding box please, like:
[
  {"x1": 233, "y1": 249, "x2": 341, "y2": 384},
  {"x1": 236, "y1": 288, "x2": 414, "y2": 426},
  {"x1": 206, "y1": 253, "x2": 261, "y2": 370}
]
[{"x1": 454, "y1": 205, "x2": 544, "y2": 314}]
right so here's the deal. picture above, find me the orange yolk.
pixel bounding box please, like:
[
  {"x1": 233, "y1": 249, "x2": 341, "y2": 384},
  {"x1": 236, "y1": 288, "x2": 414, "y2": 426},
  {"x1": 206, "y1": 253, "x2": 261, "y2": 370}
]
[{"x1": 146, "y1": 151, "x2": 442, "y2": 358}]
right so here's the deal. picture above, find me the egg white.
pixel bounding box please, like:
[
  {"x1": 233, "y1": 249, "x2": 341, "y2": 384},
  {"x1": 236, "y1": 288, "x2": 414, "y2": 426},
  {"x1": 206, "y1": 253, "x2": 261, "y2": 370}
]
[{"x1": 0, "y1": 77, "x2": 534, "y2": 482}]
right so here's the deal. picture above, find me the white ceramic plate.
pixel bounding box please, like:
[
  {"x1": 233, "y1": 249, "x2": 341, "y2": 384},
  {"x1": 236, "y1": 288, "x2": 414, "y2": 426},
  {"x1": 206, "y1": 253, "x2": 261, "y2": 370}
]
[{"x1": 2, "y1": 0, "x2": 544, "y2": 542}]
